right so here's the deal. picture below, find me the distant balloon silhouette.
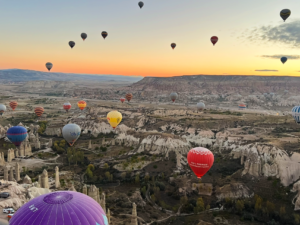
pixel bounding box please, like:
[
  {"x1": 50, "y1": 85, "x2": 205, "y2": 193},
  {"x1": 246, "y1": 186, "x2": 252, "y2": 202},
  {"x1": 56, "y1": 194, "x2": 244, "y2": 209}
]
[
  {"x1": 280, "y1": 9, "x2": 291, "y2": 22},
  {"x1": 69, "y1": 41, "x2": 75, "y2": 48},
  {"x1": 171, "y1": 43, "x2": 176, "y2": 49},
  {"x1": 138, "y1": 1, "x2": 144, "y2": 8},
  {"x1": 45, "y1": 62, "x2": 53, "y2": 71},
  {"x1": 281, "y1": 57, "x2": 287, "y2": 64},
  {"x1": 102, "y1": 31, "x2": 108, "y2": 39},
  {"x1": 81, "y1": 33, "x2": 87, "y2": 41},
  {"x1": 211, "y1": 36, "x2": 218, "y2": 46}
]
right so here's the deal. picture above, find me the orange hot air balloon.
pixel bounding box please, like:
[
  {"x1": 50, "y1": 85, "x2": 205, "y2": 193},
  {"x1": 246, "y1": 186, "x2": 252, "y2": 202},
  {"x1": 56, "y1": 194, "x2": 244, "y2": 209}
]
[
  {"x1": 9, "y1": 101, "x2": 18, "y2": 111},
  {"x1": 125, "y1": 93, "x2": 133, "y2": 102},
  {"x1": 34, "y1": 107, "x2": 44, "y2": 117},
  {"x1": 187, "y1": 147, "x2": 214, "y2": 179},
  {"x1": 77, "y1": 100, "x2": 87, "y2": 110},
  {"x1": 120, "y1": 98, "x2": 125, "y2": 103}
]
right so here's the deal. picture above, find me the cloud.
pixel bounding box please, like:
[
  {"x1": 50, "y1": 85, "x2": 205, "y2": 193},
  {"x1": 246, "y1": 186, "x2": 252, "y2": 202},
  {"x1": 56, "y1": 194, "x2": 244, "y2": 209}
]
[
  {"x1": 244, "y1": 20, "x2": 300, "y2": 47},
  {"x1": 261, "y1": 54, "x2": 300, "y2": 59},
  {"x1": 255, "y1": 70, "x2": 278, "y2": 72}
]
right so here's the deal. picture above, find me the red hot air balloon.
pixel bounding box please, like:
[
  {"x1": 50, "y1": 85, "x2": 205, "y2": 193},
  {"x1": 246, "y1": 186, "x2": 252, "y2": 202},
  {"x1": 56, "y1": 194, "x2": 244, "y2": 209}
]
[
  {"x1": 120, "y1": 98, "x2": 125, "y2": 103},
  {"x1": 9, "y1": 101, "x2": 18, "y2": 111},
  {"x1": 187, "y1": 147, "x2": 214, "y2": 178},
  {"x1": 210, "y1": 36, "x2": 218, "y2": 46}
]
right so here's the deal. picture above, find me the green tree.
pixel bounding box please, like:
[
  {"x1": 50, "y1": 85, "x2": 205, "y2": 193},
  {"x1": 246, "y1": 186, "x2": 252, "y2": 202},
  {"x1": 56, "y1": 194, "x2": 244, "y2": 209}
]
[
  {"x1": 279, "y1": 206, "x2": 286, "y2": 218},
  {"x1": 266, "y1": 201, "x2": 275, "y2": 216},
  {"x1": 104, "y1": 163, "x2": 109, "y2": 169},
  {"x1": 105, "y1": 171, "x2": 111, "y2": 180},
  {"x1": 194, "y1": 197, "x2": 205, "y2": 214},
  {"x1": 235, "y1": 200, "x2": 244, "y2": 213},
  {"x1": 254, "y1": 195, "x2": 263, "y2": 213},
  {"x1": 135, "y1": 174, "x2": 140, "y2": 184},
  {"x1": 180, "y1": 195, "x2": 188, "y2": 206},
  {"x1": 294, "y1": 214, "x2": 300, "y2": 224},
  {"x1": 141, "y1": 186, "x2": 146, "y2": 197},
  {"x1": 86, "y1": 167, "x2": 93, "y2": 178}
]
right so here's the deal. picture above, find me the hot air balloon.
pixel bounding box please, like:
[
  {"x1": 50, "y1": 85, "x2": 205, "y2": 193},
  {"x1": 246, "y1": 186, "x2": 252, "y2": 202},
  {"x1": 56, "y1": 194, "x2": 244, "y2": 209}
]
[
  {"x1": 239, "y1": 103, "x2": 246, "y2": 109},
  {"x1": 280, "y1": 9, "x2": 291, "y2": 22},
  {"x1": 138, "y1": 1, "x2": 144, "y2": 8},
  {"x1": 6, "y1": 126, "x2": 28, "y2": 147},
  {"x1": 170, "y1": 92, "x2": 178, "y2": 102},
  {"x1": 77, "y1": 100, "x2": 87, "y2": 110},
  {"x1": 171, "y1": 43, "x2": 176, "y2": 49},
  {"x1": 187, "y1": 147, "x2": 214, "y2": 179},
  {"x1": 281, "y1": 57, "x2": 287, "y2": 64},
  {"x1": 126, "y1": 93, "x2": 133, "y2": 102},
  {"x1": 107, "y1": 111, "x2": 122, "y2": 129},
  {"x1": 45, "y1": 62, "x2": 53, "y2": 71},
  {"x1": 34, "y1": 107, "x2": 44, "y2": 117},
  {"x1": 120, "y1": 98, "x2": 125, "y2": 103},
  {"x1": 102, "y1": 31, "x2": 108, "y2": 39},
  {"x1": 0, "y1": 104, "x2": 6, "y2": 116},
  {"x1": 62, "y1": 124, "x2": 81, "y2": 146},
  {"x1": 9, "y1": 191, "x2": 108, "y2": 225},
  {"x1": 292, "y1": 106, "x2": 300, "y2": 124},
  {"x1": 9, "y1": 101, "x2": 18, "y2": 111},
  {"x1": 81, "y1": 33, "x2": 87, "y2": 41},
  {"x1": 63, "y1": 102, "x2": 71, "y2": 112},
  {"x1": 211, "y1": 36, "x2": 218, "y2": 46},
  {"x1": 69, "y1": 41, "x2": 75, "y2": 48},
  {"x1": 197, "y1": 102, "x2": 205, "y2": 111}
]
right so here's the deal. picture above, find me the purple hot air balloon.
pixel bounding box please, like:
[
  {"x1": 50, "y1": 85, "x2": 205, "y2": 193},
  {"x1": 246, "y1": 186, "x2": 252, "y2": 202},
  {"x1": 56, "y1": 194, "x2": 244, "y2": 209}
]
[{"x1": 9, "y1": 191, "x2": 108, "y2": 225}]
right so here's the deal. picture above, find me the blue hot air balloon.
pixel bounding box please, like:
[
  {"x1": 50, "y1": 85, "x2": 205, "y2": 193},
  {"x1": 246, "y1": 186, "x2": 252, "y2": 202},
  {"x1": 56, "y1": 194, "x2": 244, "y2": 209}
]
[
  {"x1": 292, "y1": 106, "x2": 300, "y2": 124},
  {"x1": 6, "y1": 126, "x2": 28, "y2": 146},
  {"x1": 281, "y1": 57, "x2": 287, "y2": 64}
]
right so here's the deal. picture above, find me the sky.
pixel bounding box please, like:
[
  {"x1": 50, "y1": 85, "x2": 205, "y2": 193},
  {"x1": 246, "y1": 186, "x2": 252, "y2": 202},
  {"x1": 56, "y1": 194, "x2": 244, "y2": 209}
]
[{"x1": 0, "y1": 0, "x2": 300, "y2": 77}]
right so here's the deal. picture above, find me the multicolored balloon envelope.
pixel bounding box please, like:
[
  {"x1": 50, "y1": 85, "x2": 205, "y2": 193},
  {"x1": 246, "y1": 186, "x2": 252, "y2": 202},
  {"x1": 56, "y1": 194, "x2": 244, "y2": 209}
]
[
  {"x1": 120, "y1": 98, "x2": 125, "y2": 103},
  {"x1": 45, "y1": 62, "x2": 53, "y2": 71},
  {"x1": 125, "y1": 93, "x2": 133, "y2": 102},
  {"x1": 34, "y1": 107, "x2": 44, "y2": 117},
  {"x1": 63, "y1": 102, "x2": 71, "y2": 112},
  {"x1": 280, "y1": 9, "x2": 291, "y2": 22},
  {"x1": 187, "y1": 147, "x2": 214, "y2": 178},
  {"x1": 62, "y1": 124, "x2": 81, "y2": 146},
  {"x1": 292, "y1": 106, "x2": 300, "y2": 124},
  {"x1": 7, "y1": 126, "x2": 28, "y2": 147},
  {"x1": 77, "y1": 100, "x2": 87, "y2": 110},
  {"x1": 9, "y1": 191, "x2": 109, "y2": 225},
  {"x1": 107, "y1": 111, "x2": 122, "y2": 129},
  {"x1": 0, "y1": 104, "x2": 6, "y2": 116},
  {"x1": 9, "y1": 101, "x2": 18, "y2": 111},
  {"x1": 102, "y1": 31, "x2": 108, "y2": 39}
]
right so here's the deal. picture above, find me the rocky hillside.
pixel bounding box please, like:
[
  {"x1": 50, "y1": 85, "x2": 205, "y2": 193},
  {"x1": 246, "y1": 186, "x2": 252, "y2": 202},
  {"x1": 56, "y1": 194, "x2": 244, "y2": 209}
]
[{"x1": 121, "y1": 75, "x2": 300, "y2": 95}]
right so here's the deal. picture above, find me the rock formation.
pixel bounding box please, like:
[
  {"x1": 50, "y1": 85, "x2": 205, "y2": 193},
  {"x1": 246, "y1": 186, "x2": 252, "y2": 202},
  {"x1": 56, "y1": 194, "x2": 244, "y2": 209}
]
[
  {"x1": 88, "y1": 185, "x2": 98, "y2": 202},
  {"x1": 41, "y1": 169, "x2": 49, "y2": 188},
  {"x1": 55, "y1": 166, "x2": 60, "y2": 188},
  {"x1": 69, "y1": 183, "x2": 76, "y2": 192},
  {"x1": 23, "y1": 175, "x2": 32, "y2": 184},
  {"x1": 3, "y1": 166, "x2": 8, "y2": 181},
  {"x1": 7, "y1": 149, "x2": 15, "y2": 162},
  {"x1": 9, "y1": 167, "x2": 14, "y2": 181},
  {"x1": 15, "y1": 163, "x2": 20, "y2": 181},
  {"x1": 107, "y1": 209, "x2": 111, "y2": 224},
  {"x1": 131, "y1": 202, "x2": 138, "y2": 225},
  {"x1": 82, "y1": 184, "x2": 87, "y2": 195},
  {"x1": 88, "y1": 140, "x2": 92, "y2": 149},
  {"x1": 100, "y1": 192, "x2": 106, "y2": 213}
]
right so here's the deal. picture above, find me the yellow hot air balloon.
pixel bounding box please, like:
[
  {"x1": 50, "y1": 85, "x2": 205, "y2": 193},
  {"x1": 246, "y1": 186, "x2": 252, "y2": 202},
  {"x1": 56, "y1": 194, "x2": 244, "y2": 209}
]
[
  {"x1": 107, "y1": 111, "x2": 122, "y2": 129},
  {"x1": 77, "y1": 100, "x2": 87, "y2": 110}
]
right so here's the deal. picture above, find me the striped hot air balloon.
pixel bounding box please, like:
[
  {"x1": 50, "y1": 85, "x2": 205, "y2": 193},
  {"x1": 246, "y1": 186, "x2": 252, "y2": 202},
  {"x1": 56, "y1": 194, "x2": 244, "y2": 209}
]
[
  {"x1": 125, "y1": 93, "x2": 133, "y2": 102},
  {"x1": 34, "y1": 107, "x2": 44, "y2": 117},
  {"x1": 63, "y1": 102, "x2": 71, "y2": 112},
  {"x1": 9, "y1": 101, "x2": 18, "y2": 111},
  {"x1": 102, "y1": 31, "x2": 108, "y2": 39},
  {"x1": 6, "y1": 126, "x2": 28, "y2": 147},
  {"x1": 77, "y1": 100, "x2": 87, "y2": 110},
  {"x1": 239, "y1": 103, "x2": 246, "y2": 109}
]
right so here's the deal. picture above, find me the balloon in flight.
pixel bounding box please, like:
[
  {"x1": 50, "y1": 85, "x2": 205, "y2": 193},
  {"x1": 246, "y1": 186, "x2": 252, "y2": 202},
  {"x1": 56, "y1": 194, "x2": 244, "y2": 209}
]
[
  {"x1": 138, "y1": 1, "x2": 144, "y2": 8},
  {"x1": 197, "y1": 102, "x2": 205, "y2": 111},
  {"x1": 239, "y1": 103, "x2": 246, "y2": 109},
  {"x1": 9, "y1": 191, "x2": 109, "y2": 225},
  {"x1": 171, "y1": 43, "x2": 176, "y2": 49},
  {"x1": 0, "y1": 104, "x2": 6, "y2": 116},
  {"x1": 77, "y1": 100, "x2": 87, "y2": 110},
  {"x1": 6, "y1": 126, "x2": 28, "y2": 147},
  {"x1": 211, "y1": 36, "x2": 218, "y2": 46},
  {"x1": 45, "y1": 62, "x2": 53, "y2": 71},
  {"x1": 280, "y1": 9, "x2": 291, "y2": 22},
  {"x1": 102, "y1": 31, "x2": 108, "y2": 39},
  {"x1": 69, "y1": 41, "x2": 75, "y2": 48},
  {"x1": 170, "y1": 92, "x2": 178, "y2": 102},
  {"x1": 281, "y1": 57, "x2": 287, "y2": 64},
  {"x1": 9, "y1": 101, "x2": 18, "y2": 111},
  {"x1": 120, "y1": 98, "x2": 125, "y2": 103},
  {"x1": 63, "y1": 102, "x2": 71, "y2": 112},
  {"x1": 125, "y1": 93, "x2": 133, "y2": 102},
  {"x1": 81, "y1": 33, "x2": 87, "y2": 41},
  {"x1": 62, "y1": 124, "x2": 81, "y2": 146},
  {"x1": 107, "y1": 111, "x2": 122, "y2": 129},
  {"x1": 292, "y1": 106, "x2": 300, "y2": 124},
  {"x1": 34, "y1": 107, "x2": 44, "y2": 117},
  {"x1": 187, "y1": 147, "x2": 214, "y2": 178}
]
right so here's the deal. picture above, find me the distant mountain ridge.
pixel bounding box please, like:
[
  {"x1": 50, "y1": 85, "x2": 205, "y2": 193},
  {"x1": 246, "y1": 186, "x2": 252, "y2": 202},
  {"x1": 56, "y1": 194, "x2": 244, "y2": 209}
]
[
  {"x1": 0, "y1": 69, "x2": 143, "y2": 83},
  {"x1": 120, "y1": 75, "x2": 300, "y2": 94}
]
